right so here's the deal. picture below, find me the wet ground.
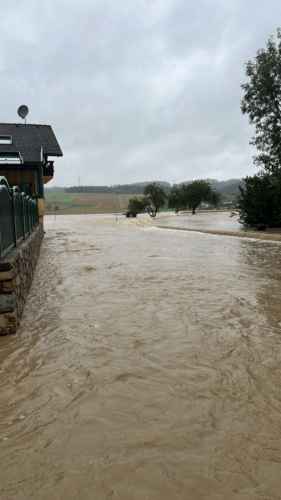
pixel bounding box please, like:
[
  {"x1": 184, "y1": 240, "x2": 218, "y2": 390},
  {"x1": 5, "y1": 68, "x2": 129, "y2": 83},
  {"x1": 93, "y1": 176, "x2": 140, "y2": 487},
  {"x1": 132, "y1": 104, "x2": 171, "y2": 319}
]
[
  {"x1": 153, "y1": 211, "x2": 281, "y2": 234},
  {"x1": 154, "y1": 211, "x2": 243, "y2": 232},
  {"x1": 1, "y1": 214, "x2": 281, "y2": 499}
]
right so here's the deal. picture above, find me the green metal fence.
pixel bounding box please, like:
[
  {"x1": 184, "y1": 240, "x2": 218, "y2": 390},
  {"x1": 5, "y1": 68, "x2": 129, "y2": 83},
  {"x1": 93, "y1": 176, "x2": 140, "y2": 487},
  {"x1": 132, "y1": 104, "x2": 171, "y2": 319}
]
[{"x1": 0, "y1": 176, "x2": 39, "y2": 259}]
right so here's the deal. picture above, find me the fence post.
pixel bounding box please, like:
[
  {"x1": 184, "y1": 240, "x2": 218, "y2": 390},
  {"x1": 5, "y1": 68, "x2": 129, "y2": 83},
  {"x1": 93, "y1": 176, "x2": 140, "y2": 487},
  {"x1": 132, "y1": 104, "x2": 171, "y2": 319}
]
[
  {"x1": 28, "y1": 199, "x2": 31, "y2": 233},
  {"x1": 30, "y1": 201, "x2": 32, "y2": 230},
  {"x1": 11, "y1": 188, "x2": 17, "y2": 247},
  {"x1": 22, "y1": 194, "x2": 26, "y2": 239},
  {"x1": 31, "y1": 203, "x2": 34, "y2": 229}
]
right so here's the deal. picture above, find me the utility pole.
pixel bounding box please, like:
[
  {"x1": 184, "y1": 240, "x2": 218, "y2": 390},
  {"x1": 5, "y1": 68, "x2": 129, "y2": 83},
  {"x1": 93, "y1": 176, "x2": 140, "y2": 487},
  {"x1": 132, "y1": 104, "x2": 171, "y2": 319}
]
[{"x1": 78, "y1": 176, "x2": 81, "y2": 187}]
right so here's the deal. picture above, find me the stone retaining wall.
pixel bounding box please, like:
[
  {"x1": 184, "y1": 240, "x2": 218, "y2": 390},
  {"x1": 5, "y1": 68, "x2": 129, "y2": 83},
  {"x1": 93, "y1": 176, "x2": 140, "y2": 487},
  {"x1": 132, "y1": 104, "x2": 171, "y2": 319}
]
[{"x1": 0, "y1": 224, "x2": 44, "y2": 334}]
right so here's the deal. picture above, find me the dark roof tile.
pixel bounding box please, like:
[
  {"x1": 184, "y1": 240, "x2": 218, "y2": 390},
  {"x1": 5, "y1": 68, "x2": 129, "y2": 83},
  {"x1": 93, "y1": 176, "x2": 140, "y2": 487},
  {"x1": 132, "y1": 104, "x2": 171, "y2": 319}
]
[{"x1": 0, "y1": 123, "x2": 63, "y2": 163}]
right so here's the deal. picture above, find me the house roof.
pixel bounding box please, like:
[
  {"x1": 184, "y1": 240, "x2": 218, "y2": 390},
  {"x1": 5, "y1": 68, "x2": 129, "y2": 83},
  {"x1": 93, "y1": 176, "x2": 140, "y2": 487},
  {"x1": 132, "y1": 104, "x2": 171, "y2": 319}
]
[{"x1": 0, "y1": 123, "x2": 63, "y2": 163}]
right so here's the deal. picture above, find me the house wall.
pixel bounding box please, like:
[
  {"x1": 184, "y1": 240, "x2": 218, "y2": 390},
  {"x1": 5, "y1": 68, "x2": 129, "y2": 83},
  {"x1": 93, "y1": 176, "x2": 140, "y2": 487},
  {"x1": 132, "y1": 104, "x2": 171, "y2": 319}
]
[
  {"x1": 0, "y1": 224, "x2": 44, "y2": 334},
  {"x1": 38, "y1": 197, "x2": 45, "y2": 224},
  {"x1": 39, "y1": 165, "x2": 46, "y2": 224}
]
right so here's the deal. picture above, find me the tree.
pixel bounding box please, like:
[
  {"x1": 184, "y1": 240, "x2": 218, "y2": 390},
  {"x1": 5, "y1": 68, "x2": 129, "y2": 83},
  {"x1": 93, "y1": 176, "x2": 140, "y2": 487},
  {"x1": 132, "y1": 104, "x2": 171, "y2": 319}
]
[
  {"x1": 241, "y1": 29, "x2": 281, "y2": 173},
  {"x1": 143, "y1": 183, "x2": 167, "y2": 217},
  {"x1": 168, "y1": 185, "x2": 187, "y2": 214},
  {"x1": 55, "y1": 205, "x2": 59, "y2": 211},
  {"x1": 168, "y1": 180, "x2": 220, "y2": 214},
  {"x1": 127, "y1": 197, "x2": 146, "y2": 216},
  {"x1": 238, "y1": 172, "x2": 281, "y2": 227},
  {"x1": 239, "y1": 30, "x2": 281, "y2": 227},
  {"x1": 46, "y1": 204, "x2": 52, "y2": 211}
]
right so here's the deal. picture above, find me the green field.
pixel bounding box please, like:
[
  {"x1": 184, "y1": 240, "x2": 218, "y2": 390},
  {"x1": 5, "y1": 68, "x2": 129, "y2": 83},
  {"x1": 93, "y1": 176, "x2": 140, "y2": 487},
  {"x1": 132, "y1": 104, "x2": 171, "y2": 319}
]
[
  {"x1": 45, "y1": 193, "x2": 78, "y2": 205},
  {"x1": 45, "y1": 192, "x2": 232, "y2": 215},
  {"x1": 44, "y1": 193, "x2": 142, "y2": 214},
  {"x1": 45, "y1": 193, "x2": 79, "y2": 211}
]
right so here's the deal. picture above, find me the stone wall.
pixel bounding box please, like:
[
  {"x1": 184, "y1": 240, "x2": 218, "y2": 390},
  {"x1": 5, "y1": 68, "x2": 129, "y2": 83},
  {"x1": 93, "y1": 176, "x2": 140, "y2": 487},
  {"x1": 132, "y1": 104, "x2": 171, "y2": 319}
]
[{"x1": 0, "y1": 224, "x2": 44, "y2": 334}]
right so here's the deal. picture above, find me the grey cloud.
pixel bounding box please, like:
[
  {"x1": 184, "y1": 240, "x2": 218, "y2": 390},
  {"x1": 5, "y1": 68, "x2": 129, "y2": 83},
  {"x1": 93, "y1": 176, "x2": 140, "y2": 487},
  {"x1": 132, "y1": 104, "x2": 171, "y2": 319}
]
[{"x1": 0, "y1": 0, "x2": 280, "y2": 186}]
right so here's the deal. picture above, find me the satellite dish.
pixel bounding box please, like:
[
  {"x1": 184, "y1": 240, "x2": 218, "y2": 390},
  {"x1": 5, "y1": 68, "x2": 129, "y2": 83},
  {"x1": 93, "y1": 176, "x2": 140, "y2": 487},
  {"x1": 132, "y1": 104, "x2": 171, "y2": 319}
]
[{"x1": 18, "y1": 105, "x2": 29, "y2": 122}]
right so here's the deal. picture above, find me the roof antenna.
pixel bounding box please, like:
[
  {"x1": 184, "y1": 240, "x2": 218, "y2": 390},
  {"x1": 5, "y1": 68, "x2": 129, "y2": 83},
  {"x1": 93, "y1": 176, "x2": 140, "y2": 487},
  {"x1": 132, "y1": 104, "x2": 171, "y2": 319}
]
[{"x1": 18, "y1": 105, "x2": 29, "y2": 124}]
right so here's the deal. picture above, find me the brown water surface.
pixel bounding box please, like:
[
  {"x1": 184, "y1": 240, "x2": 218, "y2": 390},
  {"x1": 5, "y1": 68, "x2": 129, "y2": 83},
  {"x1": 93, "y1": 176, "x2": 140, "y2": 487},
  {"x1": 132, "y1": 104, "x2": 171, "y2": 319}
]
[
  {"x1": 1, "y1": 214, "x2": 281, "y2": 499},
  {"x1": 153, "y1": 211, "x2": 281, "y2": 234}
]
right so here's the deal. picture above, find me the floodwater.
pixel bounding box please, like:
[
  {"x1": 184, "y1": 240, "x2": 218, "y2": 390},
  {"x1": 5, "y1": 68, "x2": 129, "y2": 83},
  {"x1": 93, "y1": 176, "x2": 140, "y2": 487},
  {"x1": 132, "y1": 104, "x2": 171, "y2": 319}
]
[
  {"x1": 154, "y1": 211, "x2": 243, "y2": 232},
  {"x1": 1, "y1": 214, "x2": 281, "y2": 500},
  {"x1": 153, "y1": 211, "x2": 281, "y2": 234}
]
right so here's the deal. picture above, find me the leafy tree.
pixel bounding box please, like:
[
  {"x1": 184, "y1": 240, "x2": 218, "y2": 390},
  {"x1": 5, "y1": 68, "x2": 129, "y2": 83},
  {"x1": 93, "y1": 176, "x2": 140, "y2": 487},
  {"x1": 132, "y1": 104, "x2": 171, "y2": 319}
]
[
  {"x1": 168, "y1": 180, "x2": 220, "y2": 214},
  {"x1": 143, "y1": 183, "x2": 167, "y2": 217},
  {"x1": 168, "y1": 185, "x2": 187, "y2": 214},
  {"x1": 240, "y1": 29, "x2": 281, "y2": 227},
  {"x1": 46, "y1": 204, "x2": 52, "y2": 211},
  {"x1": 241, "y1": 29, "x2": 281, "y2": 173},
  {"x1": 127, "y1": 197, "x2": 146, "y2": 216},
  {"x1": 55, "y1": 205, "x2": 59, "y2": 211},
  {"x1": 238, "y1": 172, "x2": 281, "y2": 227}
]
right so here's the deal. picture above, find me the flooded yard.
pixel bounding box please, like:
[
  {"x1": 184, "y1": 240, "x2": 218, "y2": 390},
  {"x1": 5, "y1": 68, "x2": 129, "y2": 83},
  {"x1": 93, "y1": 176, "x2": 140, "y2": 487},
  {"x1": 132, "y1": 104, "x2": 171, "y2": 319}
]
[
  {"x1": 153, "y1": 211, "x2": 281, "y2": 235},
  {"x1": 0, "y1": 214, "x2": 281, "y2": 499}
]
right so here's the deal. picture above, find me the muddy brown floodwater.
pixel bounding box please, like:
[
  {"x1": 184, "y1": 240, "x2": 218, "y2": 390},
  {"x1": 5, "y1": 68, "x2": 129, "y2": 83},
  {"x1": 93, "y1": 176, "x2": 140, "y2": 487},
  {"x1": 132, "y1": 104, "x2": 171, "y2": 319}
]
[{"x1": 1, "y1": 214, "x2": 281, "y2": 500}]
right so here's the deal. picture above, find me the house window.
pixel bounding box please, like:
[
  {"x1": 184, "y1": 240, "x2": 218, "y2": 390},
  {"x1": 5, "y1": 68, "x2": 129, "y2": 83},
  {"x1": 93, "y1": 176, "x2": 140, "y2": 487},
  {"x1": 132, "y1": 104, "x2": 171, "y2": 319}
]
[
  {"x1": 0, "y1": 151, "x2": 22, "y2": 164},
  {"x1": 0, "y1": 135, "x2": 12, "y2": 144}
]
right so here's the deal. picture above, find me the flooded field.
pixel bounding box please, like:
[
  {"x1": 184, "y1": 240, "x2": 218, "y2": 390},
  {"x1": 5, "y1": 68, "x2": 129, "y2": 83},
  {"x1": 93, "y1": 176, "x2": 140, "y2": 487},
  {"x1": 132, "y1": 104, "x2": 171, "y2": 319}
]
[
  {"x1": 154, "y1": 211, "x2": 243, "y2": 232},
  {"x1": 1, "y1": 214, "x2": 281, "y2": 499},
  {"x1": 153, "y1": 211, "x2": 281, "y2": 235}
]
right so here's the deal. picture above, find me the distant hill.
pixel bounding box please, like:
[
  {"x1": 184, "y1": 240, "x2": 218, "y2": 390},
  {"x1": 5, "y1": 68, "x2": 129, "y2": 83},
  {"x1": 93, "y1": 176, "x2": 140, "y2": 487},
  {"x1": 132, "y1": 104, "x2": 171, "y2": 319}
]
[
  {"x1": 45, "y1": 178, "x2": 245, "y2": 196},
  {"x1": 132, "y1": 181, "x2": 171, "y2": 187},
  {"x1": 212, "y1": 179, "x2": 244, "y2": 190},
  {"x1": 218, "y1": 180, "x2": 245, "y2": 196},
  {"x1": 180, "y1": 178, "x2": 243, "y2": 189},
  {"x1": 180, "y1": 178, "x2": 218, "y2": 186},
  {"x1": 65, "y1": 182, "x2": 172, "y2": 194}
]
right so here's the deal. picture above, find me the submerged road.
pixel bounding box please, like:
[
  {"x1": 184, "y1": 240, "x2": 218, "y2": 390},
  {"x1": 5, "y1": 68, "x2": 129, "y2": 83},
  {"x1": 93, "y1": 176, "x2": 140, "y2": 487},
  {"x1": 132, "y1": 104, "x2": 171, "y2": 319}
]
[{"x1": 1, "y1": 214, "x2": 281, "y2": 500}]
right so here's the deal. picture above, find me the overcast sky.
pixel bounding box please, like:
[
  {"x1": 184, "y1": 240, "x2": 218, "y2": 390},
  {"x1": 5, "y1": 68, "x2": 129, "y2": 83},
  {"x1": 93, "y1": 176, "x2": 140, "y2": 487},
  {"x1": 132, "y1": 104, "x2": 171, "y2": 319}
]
[{"x1": 0, "y1": 0, "x2": 280, "y2": 186}]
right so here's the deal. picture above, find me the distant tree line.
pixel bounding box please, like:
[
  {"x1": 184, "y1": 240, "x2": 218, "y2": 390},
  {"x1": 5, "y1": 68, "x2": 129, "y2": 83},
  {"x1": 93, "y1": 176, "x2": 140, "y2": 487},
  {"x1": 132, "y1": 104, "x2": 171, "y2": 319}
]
[
  {"x1": 59, "y1": 180, "x2": 244, "y2": 197},
  {"x1": 64, "y1": 183, "x2": 171, "y2": 194},
  {"x1": 44, "y1": 186, "x2": 65, "y2": 193}
]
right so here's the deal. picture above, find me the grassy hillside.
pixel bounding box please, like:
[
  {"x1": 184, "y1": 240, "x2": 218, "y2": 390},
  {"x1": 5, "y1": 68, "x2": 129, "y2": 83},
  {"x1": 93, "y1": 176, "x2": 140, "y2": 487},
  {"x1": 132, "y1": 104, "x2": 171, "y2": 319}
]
[
  {"x1": 73, "y1": 193, "x2": 118, "y2": 209},
  {"x1": 117, "y1": 194, "x2": 144, "y2": 209},
  {"x1": 44, "y1": 192, "x2": 141, "y2": 214},
  {"x1": 45, "y1": 193, "x2": 78, "y2": 205}
]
